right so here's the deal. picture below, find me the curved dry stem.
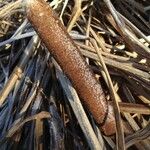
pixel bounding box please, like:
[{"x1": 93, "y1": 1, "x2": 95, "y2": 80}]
[{"x1": 67, "y1": 0, "x2": 82, "y2": 32}]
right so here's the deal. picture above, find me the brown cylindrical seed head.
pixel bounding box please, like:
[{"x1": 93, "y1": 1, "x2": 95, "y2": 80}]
[{"x1": 26, "y1": 0, "x2": 116, "y2": 135}]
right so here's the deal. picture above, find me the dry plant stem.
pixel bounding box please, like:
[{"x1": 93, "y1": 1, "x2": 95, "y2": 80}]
[
  {"x1": 118, "y1": 12, "x2": 150, "y2": 45},
  {"x1": 0, "y1": 111, "x2": 50, "y2": 146},
  {"x1": 0, "y1": 0, "x2": 21, "y2": 18},
  {"x1": 35, "y1": 118, "x2": 43, "y2": 150},
  {"x1": 125, "y1": 123, "x2": 150, "y2": 148},
  {"x1": 60, "y1": 0, "x2": 69, "y2": 22},
  {"x1": 90, "y1": 28, "x2": 108, "y2": 52},
  {"x1": 0, "y1": 35, "x2": 38, "y2": 106},
  {"x1": 85, "y1": 8, "x2": 92, "y2": 46},
  {"x1": 103, "y1": 0, "x2": 150, "y2": 58},
  {"x1": 79, "y1": 49, "x2": 150, "y2": 80},
  {"x1": 91, "y1": 39, "x2": 125, "y2": 150},
  {"x1": 77, "y1": 42, "x2": 150, "y2": 73},
  {"x1": 123, "y1": 1, "x2": 150, "y2": 30},
  {"x1": 117, "y1": 1, "x2": 149, "y2": 35},
  {"x1": 67, "y1": 0, "x2": 82, "y2": 32},
  {"x1": 0, "y1": 67, "x2": 22, "y2": 106},
  {"x1": 26, "y1": 0, "x2": 116, "y2": 135},
  {"x1": 118, "y1": 102, "x2": 150, "y2": 115}
]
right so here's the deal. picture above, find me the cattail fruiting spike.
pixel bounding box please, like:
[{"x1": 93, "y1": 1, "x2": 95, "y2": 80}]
[{"x1": 26, "y1": 0, "x2": 116, "y2": 135}]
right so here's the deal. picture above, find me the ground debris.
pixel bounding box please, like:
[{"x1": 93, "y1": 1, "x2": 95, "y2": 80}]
[{"x1": 0, "y1": 0, "x2": 150, "y2": 150}]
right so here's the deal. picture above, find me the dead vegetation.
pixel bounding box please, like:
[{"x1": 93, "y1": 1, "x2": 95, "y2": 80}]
[{"x1": 0, "y1": 0, "x2": 150, "y2": 149}]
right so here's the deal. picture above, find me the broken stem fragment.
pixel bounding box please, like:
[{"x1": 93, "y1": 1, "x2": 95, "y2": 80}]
[{"x1": 26, "y1": 0, "x2": 116, "y2": 135}]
